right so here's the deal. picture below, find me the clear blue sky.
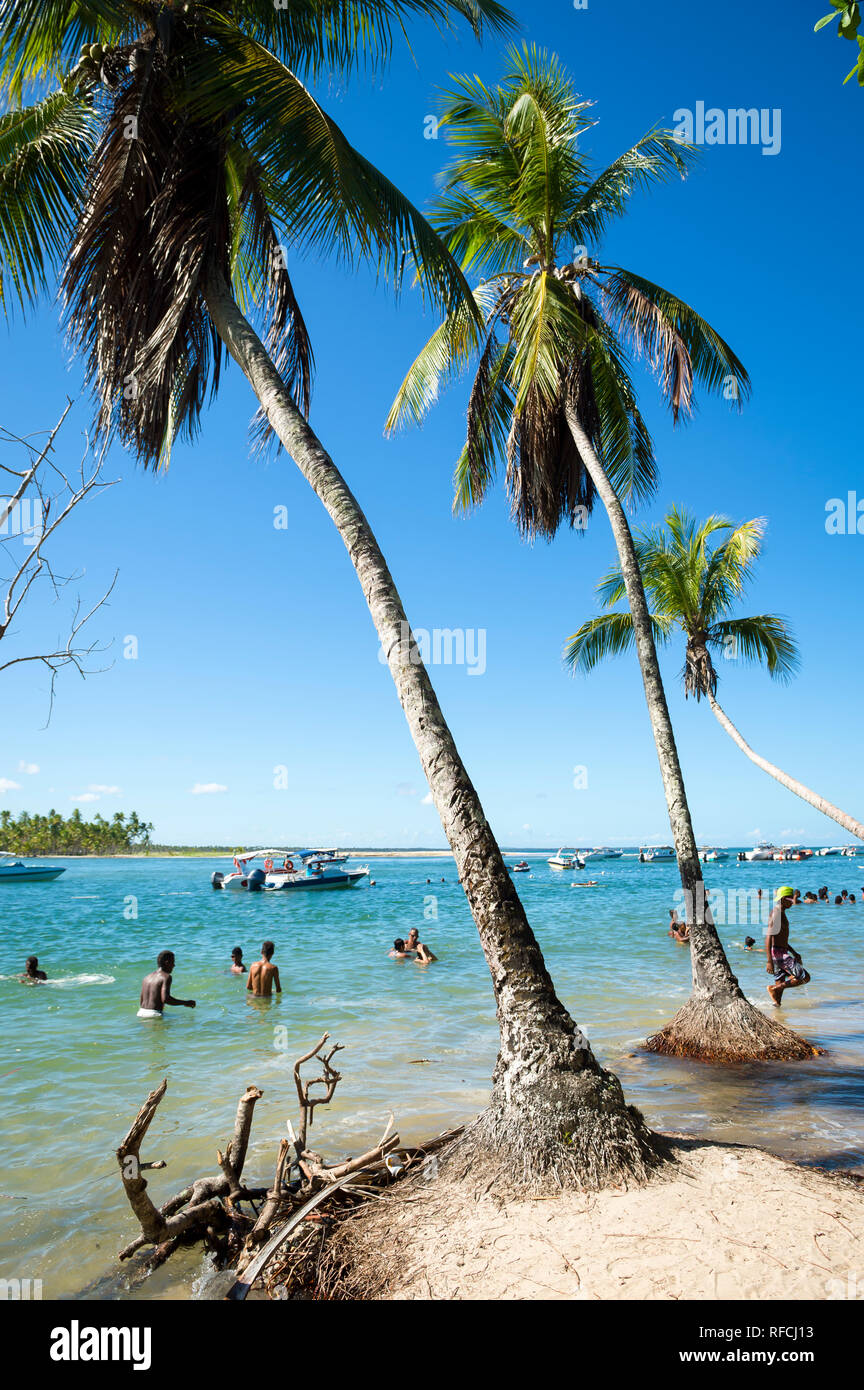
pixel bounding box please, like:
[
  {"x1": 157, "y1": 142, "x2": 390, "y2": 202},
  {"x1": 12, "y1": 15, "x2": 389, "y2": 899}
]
[{"x1": 1, "y1": 0, "x2": 861, "y2": 849}]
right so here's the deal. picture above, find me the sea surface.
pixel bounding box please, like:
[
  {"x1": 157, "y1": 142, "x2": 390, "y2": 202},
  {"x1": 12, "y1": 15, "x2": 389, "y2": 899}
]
[{"x1": 1, "y1": 851, "x2": 863, "y2": 1300}]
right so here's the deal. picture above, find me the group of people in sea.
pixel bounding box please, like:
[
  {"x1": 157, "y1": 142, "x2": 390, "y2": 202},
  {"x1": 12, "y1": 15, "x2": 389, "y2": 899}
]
[
  {"x1": 17, "y1": 941, "x2": 285, "y2": 1014},
  {"x1": 19, "y1": 925, "x2": 438, "y2": 1013},
  {"x1": 389, "y1": 927, "x2": 437, "y2": 963},
  {"x1": 136, "y1": 941, "x2": 283, "y2": 1016}
]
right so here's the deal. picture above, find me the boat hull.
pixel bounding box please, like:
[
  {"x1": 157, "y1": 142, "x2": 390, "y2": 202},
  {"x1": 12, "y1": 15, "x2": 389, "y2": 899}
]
[
  {"x1": 219, "y1": 868, "x2": 368, "y2": 892},
  {"x1": 268, "y1": 872, "x2": 367, "y2": 891},
  {"x1": 0, "y1": 866, "x2": 65, "y2": 882}
]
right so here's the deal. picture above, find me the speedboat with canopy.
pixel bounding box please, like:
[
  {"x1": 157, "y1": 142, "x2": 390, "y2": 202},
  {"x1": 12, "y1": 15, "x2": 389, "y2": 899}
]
[{"x1": 211, "y1": 848, "x2": 368, "y2": 892}]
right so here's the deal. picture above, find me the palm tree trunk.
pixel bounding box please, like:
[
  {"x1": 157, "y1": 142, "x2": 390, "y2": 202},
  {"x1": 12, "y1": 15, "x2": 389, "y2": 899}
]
[
  {"x1": 202, "y1": 270, "x2": 660, "y2": 1186},
  {"x1": 564, "y1": 405, "x2": 817, "y2": 1061},
  {"x1": 708, "y1": 694, "x2": 864, "y2": 842}
]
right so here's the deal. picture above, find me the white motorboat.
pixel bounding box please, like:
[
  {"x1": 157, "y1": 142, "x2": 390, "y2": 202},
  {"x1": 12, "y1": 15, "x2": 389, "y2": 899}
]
[
  {"x1": 840, "y1": 845, "x2": 861, "y2": 858},
  {"x1": 548, "y1": 849, "x2": 585, "y2": 870},
  {"x1": 744, "y1": 841, "x2": 779, "y2": 862},
  {"x1": 510, "y1": 860, "x2": 531, "y2": 873},
  {"x1": 700, "y1": 847, "x2": 729, "y2": 862},
  {"x1": 580, "y1": 847, "x2": 623, "y2": 861},
  {"x1": 547, "y1": 845, "x2": 588, "y2": 867},
  {"x1": 212, "y1": 848, "x2": 368, "y2": 892},
  {"x1": 0, "y1": 852, "x2": 65, "y2": 883},
  {"x1": 639, "y1": 845, "x2": 676, "y2": 863}
]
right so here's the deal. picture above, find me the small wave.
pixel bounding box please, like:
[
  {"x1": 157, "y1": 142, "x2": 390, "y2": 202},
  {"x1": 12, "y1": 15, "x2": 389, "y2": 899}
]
[{"x1": 46, "y1": 973, "x2": 116, "y2": 988}]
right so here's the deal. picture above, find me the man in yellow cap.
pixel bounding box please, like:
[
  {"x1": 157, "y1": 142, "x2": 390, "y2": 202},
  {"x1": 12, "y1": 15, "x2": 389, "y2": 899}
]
[{"x1": 765, "y1": 886, "x2": 810, "y2": 1006}]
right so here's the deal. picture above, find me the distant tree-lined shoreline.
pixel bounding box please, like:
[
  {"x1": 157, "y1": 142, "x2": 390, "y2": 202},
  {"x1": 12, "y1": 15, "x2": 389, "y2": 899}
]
[{"x1": 0, "y1": 808, "x2": 152, "y2": 856}]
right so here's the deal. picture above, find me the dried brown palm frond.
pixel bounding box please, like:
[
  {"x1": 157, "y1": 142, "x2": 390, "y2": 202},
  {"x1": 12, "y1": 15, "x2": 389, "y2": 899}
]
[{"x1": 62, "y1": 34, "x2": 229, "y2": 467}]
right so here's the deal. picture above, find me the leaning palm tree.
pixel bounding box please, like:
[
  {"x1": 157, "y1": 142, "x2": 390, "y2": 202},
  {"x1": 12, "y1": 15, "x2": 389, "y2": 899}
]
[
  {"x1": 0, "y1": 3, "x2": 662, "y2": 1187},
  {"x1": 387, "y1": 45, "x2": 816, "y2": 1060},
  {"x1": 567, "y1": 506, "x2": 864, "y2": 842}
]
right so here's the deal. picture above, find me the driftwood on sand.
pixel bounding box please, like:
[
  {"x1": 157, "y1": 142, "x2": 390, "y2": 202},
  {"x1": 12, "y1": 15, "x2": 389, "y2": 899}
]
[{"x1": 115, "y1": 1031, "x2": 464, "y2": 1298}]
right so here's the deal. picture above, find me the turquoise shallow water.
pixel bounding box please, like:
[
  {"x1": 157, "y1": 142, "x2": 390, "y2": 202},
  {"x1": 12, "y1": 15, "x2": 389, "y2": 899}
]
[{"x1": 1, "y1": 851, "x2": 863, "y2": 1300}]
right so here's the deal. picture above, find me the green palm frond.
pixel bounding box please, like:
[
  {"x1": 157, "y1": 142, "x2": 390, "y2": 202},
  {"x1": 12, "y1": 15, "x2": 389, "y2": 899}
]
[
  {"x1": 385, "y1": 292, "x2": 486, "y2": 432},
  {"x1": 563, "y1": 128, "x2": 693, "y2": 244},
  {"x1": 709, "y1": 614, "x2": 799, "y2": 681},
  {"x1": 228, "y1": 0, "x2": 515, "y2": 78},
  {"x1": 699, "y1": 515, "x2": 765, "y2": 622},
  {"x1": 434, "y1": 190, "x2": 531, "y2": 277},
  {"x1": 0, "y1": 0, "x2": 135, "y2": 98},
  {"x1": 594, "y1": 557, "x2": 626, "y2": 608},
  {"x1": 564, "y1": 610, "x2": 673, "y2": 673},
  {"x1": 187, "y1": 24, "x2": 481, "y2": 319},
  {"x1": 509, "y1": 269, "x2": 585, "y2": 410},
  {"x1": 0, "y1": 88, "x2": 97, "y2": 316},
  {"x1": 0, "y1": 0, "x2": 515, "y2": 97}
]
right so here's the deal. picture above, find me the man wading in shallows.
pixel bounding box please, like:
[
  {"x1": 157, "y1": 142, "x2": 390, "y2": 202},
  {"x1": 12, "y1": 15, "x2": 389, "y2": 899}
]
[
  {"x1": 766, "y1": 887, "x2": 811, "y2": 1007},
  {"x1": 247, "y1": 941, "x2": 281, "y2": 997},
  {"x1": 138, "y1": 950, "x2": 196, "y2": 1018}
]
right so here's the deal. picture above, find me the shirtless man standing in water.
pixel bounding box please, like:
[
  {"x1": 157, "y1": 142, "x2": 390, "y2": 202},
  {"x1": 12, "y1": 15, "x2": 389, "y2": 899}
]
[
  {"x1": 138, "y1": 950, "x2": 196, "y2": 1018},
  {"x1": 247, "y1": 941, "x2": 281, "y2": 997},
  {"x1": 765, "y1": 887, "x2": 810, "y2": 1007}
]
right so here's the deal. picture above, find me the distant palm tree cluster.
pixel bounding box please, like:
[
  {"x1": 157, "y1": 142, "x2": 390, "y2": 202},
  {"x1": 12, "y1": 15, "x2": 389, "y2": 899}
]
[{"x1": 0, "y1": 808, "x2": 152, "y2": 856}]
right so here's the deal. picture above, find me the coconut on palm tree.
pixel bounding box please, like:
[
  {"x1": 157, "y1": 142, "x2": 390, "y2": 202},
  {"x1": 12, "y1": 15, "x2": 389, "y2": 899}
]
[
  {"x1": 387, "y1": 44, "x2": 816, "y2": 1061},
  {"x1": 566, "y1": 506, "x2": 864, "y2": 844},
  {"x1": 0, "y1": 3, "x2": 666, "y2": 1187}
]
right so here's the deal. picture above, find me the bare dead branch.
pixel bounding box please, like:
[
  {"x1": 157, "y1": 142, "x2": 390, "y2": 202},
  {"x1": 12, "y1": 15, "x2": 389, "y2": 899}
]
[{"x1": 0, "y1": 404, "x2": 119, "y2": 721}]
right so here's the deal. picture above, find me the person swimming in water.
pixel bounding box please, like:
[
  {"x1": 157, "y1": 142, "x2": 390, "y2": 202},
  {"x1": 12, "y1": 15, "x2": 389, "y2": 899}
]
[
  {"x1": 765, "y1": 887, "x2": 810, "y2": 1007},
  {"x1": 668, "y1": 909, "x2": 689, "y2": 942},
  {"x1": 247, "y1": 941, "x2": 281, "y2": 997},
  {"x1": 20, "y1": 955, "x2": 46, "y2": 983},
  {"x1": 405, "y1": 927, "x2": 437, "y2": 962},
  {"x1": 389, "y1": 938, "x2": 412, "y2": 959},
  {"x1": 230, "y1": 947, "x2": 245, "y2": 974},
  {"x1": 138, "y1": 950, "x2": 196, "y2": 1018},
  {"x1": 743, "y1": 936, "x2": 756, "y2": 950}
]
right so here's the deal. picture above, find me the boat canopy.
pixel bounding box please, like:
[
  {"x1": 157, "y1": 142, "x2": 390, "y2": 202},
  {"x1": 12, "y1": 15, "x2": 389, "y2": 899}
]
[{"x1": 234, "y1": 849, "x2": 295, "y2": 864}]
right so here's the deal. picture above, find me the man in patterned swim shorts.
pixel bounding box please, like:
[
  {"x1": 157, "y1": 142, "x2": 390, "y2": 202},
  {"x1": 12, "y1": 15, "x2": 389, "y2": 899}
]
[{"x1": 765, "y1": 886, "x2": 810, "y2": 1007}]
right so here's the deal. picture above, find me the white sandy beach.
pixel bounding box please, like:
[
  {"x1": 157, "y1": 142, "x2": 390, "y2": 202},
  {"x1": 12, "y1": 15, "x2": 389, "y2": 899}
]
[{"x1": 345, "y1": 1139, "x2": 864, "y2": 1301}]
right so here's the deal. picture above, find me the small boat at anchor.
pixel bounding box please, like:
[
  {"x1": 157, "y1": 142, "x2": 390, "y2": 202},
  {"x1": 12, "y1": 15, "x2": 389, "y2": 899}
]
[
  {"x1": 0, "y1": 852, "x2": 66, "y2": 883},
  {"x1": 700, "y1": 847, "x2": 729, "y2": 863},
  {"x1": 548, "y1": 848, "x2": 585, "y2": 871},
  {"x1": 744, "y1": 841, "x2": 779, "y2": 862},
  {"x1": 639, "y1": 845, "x2": 676, "y2": 863},
  {"x1": 212, "y1": 848, "x2": 368, "y2": 892},
  {"x1": 510, "y1": 860, "x2": 532, "y2": 873}
]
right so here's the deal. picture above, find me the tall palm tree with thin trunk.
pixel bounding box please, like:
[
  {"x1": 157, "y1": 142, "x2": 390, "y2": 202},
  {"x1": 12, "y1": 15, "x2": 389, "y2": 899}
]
[
  {"x1": 387, "y1": 45, "x2": 817, "y2": 1060},
  {"x1": 566, "y1": 506, "x2": 864, "y2": 843},
  {"x1": 0, "y1": 2, "x2": 663, "y2": 1187}
]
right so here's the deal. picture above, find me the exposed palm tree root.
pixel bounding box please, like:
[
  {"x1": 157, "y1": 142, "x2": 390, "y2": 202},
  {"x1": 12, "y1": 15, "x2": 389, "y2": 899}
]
[
  {"x1": 434, "y1": 1066, "x2": 670, "y2": 1197},
  {"x1": 645, "y1": 995, "x2": 822, "y2": 1061}
]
